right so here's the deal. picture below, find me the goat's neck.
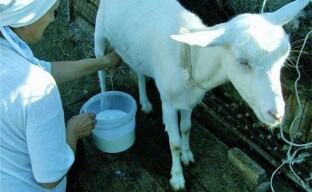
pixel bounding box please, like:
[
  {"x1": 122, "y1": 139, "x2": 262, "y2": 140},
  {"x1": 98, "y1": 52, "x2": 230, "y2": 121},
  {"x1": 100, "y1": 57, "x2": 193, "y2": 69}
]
[{"x1": 186, "y1": 45, "x2": 228, "y2": 91}]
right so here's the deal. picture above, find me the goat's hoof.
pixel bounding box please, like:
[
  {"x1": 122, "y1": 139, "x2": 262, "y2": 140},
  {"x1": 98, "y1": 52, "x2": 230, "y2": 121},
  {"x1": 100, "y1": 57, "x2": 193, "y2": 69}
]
[
  {"x1": 181, "y1": 151, "x2": 195, "y2": 166},
  {"x1": 141, "y1": 102, "x2": 153, "y2": 114},
  {"x1": 170, "y1": 175, "x2": 185, "y2": 191}
]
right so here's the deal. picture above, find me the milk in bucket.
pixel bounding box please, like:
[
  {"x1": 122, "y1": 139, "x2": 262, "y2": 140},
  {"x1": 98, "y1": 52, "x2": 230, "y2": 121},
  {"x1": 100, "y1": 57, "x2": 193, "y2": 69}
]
[
  {"x1": 80, "y1": 91, "x2": 137, "y2": 153},
  {"x1": 96, "y1": 110, "x2": 127, "y2": 121}
]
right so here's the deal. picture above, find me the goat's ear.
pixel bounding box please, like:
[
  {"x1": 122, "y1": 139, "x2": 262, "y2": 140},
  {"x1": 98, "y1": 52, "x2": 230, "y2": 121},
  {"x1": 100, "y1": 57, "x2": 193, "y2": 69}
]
[
  {"x1": 170, "y1": 25, "x2": 227, "y2": 47},
  {"x1": 264, "y1": 0, "x2": 310, "y2": 26}
]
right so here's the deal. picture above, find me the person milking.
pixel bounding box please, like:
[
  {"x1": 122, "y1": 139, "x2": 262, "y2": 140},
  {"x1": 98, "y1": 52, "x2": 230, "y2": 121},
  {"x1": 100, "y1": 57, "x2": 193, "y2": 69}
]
[{"x1": 0, "y1": 0, "x2": 121, "y2": 191}]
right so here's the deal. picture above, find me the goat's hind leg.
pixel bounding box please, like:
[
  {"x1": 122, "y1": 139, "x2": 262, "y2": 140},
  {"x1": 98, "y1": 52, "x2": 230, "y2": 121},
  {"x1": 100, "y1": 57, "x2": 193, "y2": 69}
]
[
  {"x1": 137, "y1": 74, "x2": 153, "y2": 113},
  {"x1": 180, "y1": 109, "x2": 195, "y2": 166},
  {"x1": 94, "y1": 20, "x2": 108, "y2": 92}
]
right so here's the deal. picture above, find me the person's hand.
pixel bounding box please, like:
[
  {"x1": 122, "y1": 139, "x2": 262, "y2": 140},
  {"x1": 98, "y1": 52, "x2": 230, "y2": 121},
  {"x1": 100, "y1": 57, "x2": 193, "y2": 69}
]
[
  {"x1": 66, "y1": 113, "x2": 96, "y2": 141},
  {"x1": 100, "y1": 51, "x2": 122, "y2": 71}
]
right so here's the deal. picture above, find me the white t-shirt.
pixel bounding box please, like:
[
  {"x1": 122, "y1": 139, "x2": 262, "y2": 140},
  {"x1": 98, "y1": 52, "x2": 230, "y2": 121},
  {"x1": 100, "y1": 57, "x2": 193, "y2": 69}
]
[{"x1": 0, "y1": 38, "x2": 75, "y2": 191}]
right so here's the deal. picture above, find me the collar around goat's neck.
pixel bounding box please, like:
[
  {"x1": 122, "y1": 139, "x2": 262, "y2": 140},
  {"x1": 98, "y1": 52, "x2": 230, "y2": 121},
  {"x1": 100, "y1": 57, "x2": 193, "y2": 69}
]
[{"x1": 180, "y1": 43, "x2": 207, "y2": 90}]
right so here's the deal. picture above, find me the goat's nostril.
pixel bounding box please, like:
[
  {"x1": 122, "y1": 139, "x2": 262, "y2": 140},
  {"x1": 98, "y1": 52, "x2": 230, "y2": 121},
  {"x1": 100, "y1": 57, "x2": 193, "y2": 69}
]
[{"x1": 269, "y1": 111, "x2": 282, "y2": 122}]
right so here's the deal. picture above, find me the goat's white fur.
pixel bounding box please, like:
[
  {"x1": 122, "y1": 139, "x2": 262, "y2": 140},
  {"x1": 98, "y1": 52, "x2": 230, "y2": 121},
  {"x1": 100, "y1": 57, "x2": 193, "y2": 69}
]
[{"x1": 94, "y1": 0, "x2": 310, "y2": 190}]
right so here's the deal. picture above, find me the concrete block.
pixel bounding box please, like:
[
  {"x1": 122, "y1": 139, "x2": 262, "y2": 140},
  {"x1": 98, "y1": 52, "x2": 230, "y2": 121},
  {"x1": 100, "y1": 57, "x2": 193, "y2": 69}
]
[{"x1": 228, "y1": 147, "x2": 267, "y2": 188}]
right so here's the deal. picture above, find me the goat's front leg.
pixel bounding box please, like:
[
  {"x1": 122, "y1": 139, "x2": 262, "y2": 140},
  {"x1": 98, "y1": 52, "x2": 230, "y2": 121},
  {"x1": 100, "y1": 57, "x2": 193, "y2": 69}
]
[
  {"x1": 137, "y1": 73, "x2": 153, "y2": 113},
  {"x1": 180, "y1": 109, "x2": 195, "y2": 166},
  {"x1": 162, "y1": 100, "x2": 185, "y2": 191}
]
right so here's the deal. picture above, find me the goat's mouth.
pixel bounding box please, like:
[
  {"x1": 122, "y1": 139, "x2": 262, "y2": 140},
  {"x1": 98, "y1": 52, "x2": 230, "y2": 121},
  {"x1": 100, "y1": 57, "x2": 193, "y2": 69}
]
[{"x1": 255, "y1": 107, "x2": 283, "y2": 129}]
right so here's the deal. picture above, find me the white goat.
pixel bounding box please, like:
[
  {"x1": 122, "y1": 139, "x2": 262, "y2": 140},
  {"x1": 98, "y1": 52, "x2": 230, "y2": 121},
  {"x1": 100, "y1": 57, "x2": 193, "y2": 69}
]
[{"x1": 94, "y1": 0, "x2": 311, "y2": 190}]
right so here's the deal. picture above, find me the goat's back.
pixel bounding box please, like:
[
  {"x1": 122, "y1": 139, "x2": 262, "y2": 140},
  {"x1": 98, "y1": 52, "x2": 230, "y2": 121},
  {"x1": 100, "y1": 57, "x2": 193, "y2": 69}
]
[{"x1": 96, "y1": 0, "x2": 206, "y2": 78}]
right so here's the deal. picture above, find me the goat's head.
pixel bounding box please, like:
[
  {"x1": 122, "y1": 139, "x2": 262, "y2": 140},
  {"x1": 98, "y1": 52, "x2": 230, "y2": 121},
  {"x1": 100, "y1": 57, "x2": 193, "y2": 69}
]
[
  {"x1": 171, "y1": 0, "x2": 311, "y2": 127},
  {"x1": 221, "y1": 16, "x2": 288, "y2": 127}
]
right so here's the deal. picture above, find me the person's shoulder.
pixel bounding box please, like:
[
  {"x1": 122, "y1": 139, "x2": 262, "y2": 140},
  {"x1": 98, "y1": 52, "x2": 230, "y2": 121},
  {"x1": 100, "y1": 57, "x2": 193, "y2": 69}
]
[
  {"x1": 0, "y1": 38, "x2": 57, "y2": 98},
  {"x1": 28, "y1": 62, "x2": 56, "y2": 86},
  {"x1": 0, "y1": 38, "x2": 29, "y2": 67},
  {"x1": 0, "y1": 37, "x2": 16, "y2": 53},
  {"x1": 0, "y1": 38, "x2": 53, "y2": 82}
]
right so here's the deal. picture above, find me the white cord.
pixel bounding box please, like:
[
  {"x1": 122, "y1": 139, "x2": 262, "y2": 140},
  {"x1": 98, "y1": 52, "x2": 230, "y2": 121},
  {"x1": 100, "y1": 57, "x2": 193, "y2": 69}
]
[
  {"x1": 260, "y1": 0, "x2": 267, "y2": 13},
  {"x1": 271, "y1": 30, "x2": 312, "y2": 192}
]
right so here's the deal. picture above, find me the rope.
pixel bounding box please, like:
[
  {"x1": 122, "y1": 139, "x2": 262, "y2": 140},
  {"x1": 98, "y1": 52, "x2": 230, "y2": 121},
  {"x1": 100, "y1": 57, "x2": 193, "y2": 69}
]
[{"x1": 270, "y1": 30, "x2": 312, "y2": 192}]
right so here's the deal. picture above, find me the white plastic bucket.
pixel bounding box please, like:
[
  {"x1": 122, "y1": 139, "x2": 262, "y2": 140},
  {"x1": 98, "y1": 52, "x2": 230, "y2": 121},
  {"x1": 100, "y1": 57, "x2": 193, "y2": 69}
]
[{"x1": 80, "y1": 91, "x2": 137, "y2": 153}]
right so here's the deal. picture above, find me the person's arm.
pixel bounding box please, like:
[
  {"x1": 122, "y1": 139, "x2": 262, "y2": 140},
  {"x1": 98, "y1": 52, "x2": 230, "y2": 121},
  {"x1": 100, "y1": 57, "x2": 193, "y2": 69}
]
[
  {"x1": 65, "y1": 113, "x2": 96, "y2": 154},
  {"x1": 38, "y1": 113, "x2": 96, "y2": 189},
  {"x1": 51, "y1": 52, "x2": 121, "y2": 84}
]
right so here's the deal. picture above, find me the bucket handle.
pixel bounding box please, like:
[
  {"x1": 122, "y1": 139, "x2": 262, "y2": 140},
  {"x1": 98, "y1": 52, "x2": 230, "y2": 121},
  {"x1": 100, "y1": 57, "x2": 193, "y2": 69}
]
[{"x1": 79, "y1": 102, "x2": 87, "y2": 114}]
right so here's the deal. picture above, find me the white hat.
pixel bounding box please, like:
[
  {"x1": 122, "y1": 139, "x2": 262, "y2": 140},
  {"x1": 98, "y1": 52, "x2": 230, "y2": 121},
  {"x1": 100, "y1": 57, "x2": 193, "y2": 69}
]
[{"x1": 0, "y1": 0, "x2": 57, "y2": 27}]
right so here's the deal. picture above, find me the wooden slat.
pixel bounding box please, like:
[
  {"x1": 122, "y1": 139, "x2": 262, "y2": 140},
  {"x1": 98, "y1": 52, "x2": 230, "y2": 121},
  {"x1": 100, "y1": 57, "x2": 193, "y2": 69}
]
[
  {"x1": 88, "y1": 0, "x2": 99, "y2": 7},
  {"x1": 75, "y1": 139, "x2": 128, "y2": 192},
  {"x1": 186, "y1": 121, "x2": 251, "y2": 192},
  {"x1": 72, "y1": 0, "x2": 98, "y2": 25},
  {"x1": 193, "y1": 94, "x2": 310, "y2": 191},
  {"x1": 65, "y1": 79, "x2": 303, "y2": 192},
  {"x1": 86, "y1": 137, "x2": 167, "y2": 192},
  {"x1": 72, "y1": 15, "x2": 95, "y2": 34}
]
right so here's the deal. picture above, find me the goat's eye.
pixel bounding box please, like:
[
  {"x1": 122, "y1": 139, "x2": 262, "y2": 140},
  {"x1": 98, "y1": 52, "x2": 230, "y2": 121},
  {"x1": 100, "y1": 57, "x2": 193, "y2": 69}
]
[{"x1": 236, "y1": 58, "x2": 250, "y2": 67}]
